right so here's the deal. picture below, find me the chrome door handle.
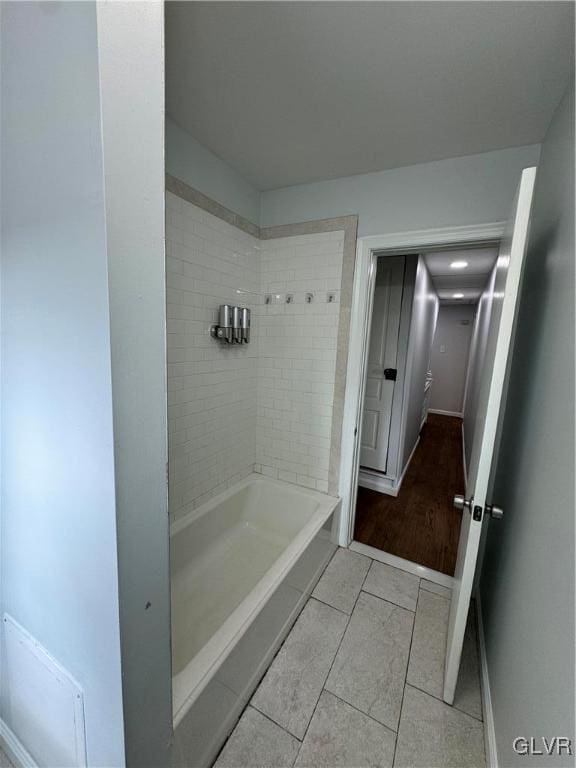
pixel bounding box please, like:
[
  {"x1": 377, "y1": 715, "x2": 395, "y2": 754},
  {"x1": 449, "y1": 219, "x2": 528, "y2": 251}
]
[
  {"x1": 453, "y1": 494, "x2": 473, "y2": 512},
  {"x1": 485, "y1": 504, "x2": 504, "y2": 520}
]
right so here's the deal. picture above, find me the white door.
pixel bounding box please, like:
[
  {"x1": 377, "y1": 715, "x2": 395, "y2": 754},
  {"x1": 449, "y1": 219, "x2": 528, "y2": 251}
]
[
  {"x1": 360, "y1": 256, "x2": 404, "y2": 473},
  {"x1": 443, "y1": 167, "x2": 537, "y2": 704}
]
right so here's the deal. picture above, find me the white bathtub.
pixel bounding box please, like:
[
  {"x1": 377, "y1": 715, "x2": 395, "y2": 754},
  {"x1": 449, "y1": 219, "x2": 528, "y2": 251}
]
[{"x1": 170, "y1": 472, "x2": 339, "y2": 756}]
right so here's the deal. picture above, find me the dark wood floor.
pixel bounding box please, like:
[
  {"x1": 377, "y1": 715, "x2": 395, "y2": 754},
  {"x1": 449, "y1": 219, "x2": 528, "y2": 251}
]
[{"x1": 354, "y1": 413, "x2": 465, "y2": 575}]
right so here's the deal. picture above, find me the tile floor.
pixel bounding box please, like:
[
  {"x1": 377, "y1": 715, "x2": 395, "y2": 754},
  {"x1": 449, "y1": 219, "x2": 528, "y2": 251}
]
[
  {"x1": 214, "y1": 548, "x2": 485, "y2": 768},
  {"x1": 0, "y1": 747, "x2": 14, "y2": 768}
]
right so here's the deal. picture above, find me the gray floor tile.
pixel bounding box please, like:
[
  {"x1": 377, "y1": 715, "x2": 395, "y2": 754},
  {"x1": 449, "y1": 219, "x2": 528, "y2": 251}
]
[
  {"x1": 420, "y1": 579, "x2": 452, "y2": 599},
  {"x1": 325, "y1": 591, "x2": 414, "y2": 732},
  {"x1": 407, "y1": 588, "x2": 450, "y2": 698},
  {"x1": 295, "y1": 691, "x2": 396, "y2": 768},
  {"x1": 363, "y1": 561, "x2": 420, "y2": 612},
  {"x1": 312, "y1": 548, "x2": 371, "y2": 614},
  {"x1": 215, "y1": 707, "x2": 300, "y2": 768},
  {"x1": 0, "y1": 747, "x2": 14, "y2": 768},
  {"x1": 453, "y1": 603, "x2": 483, "y2": 720},
  {"x1": 394, "y1": 685, "x2": 485, "y2": 768},
  {"x1": 252, "y1": 598, "x2": 348, "y2": 739}
]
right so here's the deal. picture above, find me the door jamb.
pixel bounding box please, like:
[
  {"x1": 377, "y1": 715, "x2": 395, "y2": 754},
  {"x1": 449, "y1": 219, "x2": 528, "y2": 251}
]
[{"x1": 337, "y1": 222, "x2": 505, "y2": 548}]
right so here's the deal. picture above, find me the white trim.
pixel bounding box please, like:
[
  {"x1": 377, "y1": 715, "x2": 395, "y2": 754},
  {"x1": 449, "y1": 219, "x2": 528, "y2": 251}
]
[
  {"x1": 396, "y1": 434, "x2": 420, "y2": 491},
  {"x1": 475, "y1": 592, "x2": 498, "y2": 768},
  {"x1": 358, "y1": 434, "x2": 420, "y2": 497},
  {"x1": 461, "y1": 422, "x2": 468, "y2": 490},
  {"x1": 338, "y1": 240, "x2": 377, "y2": 545},
  {"x1": 350, "y1": 541, "x2": 454, "y2": 588},
  {"x1": 358, "y1": 469, "x2": 398, "y2": 496},
  {"x1": 360, "y1": 222, "x2": 505, "y2": 253},
  {"x1": 338, "y1": 222, "x2": 506, "y2": 549},
  {"x1": 0, "y1": 719, "x2": 37, "y2": 768},
  {"x1": 428, "y1": 408, "x2": 463, "y2": 418},
  {"x1": 387, "y1": 261, "x2": 415, "y2": 483}
]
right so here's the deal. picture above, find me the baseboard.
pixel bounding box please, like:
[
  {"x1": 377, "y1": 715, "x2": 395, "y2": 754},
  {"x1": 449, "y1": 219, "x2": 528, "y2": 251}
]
[
  {"x1": 461, "y1": 422, "x2": 468, "y2": 489},
  {"x1": 475, "y1": 592, "x2": 498, "y2": 768},
  {"x1": 0, "y1": 719, "x2": 37, "y2": 768},
  {"x1": 428, "y1": 408, "x2": 463, "y2": 418},
  {"x1": 358, "y1": 435, "x2": 420, "y2": 496},
  {"x1": 358, "y1": 469, "x2": 398, "y2": 496},
  {"x1": 359, "y1": 435, "x2": 421, "y2": 498},
  {"x1": 396, "y1": 436, "x2": 420, "y2": 492}
]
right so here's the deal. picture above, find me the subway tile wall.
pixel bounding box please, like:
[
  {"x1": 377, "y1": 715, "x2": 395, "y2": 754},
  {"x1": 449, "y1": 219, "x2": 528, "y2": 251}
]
[
  {"x1": 166, "y1": 191, "x2": 260, "y2": 522},
  {"x1": 255, "y1": 233, "x2": 345, "y2": 493},
  {"x1": 166, "y1": 192, "x2": 345, "y2": 521}
]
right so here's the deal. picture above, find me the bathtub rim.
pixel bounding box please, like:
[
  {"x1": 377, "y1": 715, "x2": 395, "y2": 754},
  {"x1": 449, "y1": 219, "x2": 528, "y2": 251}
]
[{"x1": 170, "y1": 472, "x2": 339, "y2": 727}]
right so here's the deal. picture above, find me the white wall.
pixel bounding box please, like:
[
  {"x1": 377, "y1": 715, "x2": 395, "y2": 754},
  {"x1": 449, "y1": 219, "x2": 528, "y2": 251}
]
[
  {"x1": 96, "y1": 4, "x2": 171, "y2": 765},
  {"x1": 165, "y1": 193, "x2": 260, "y2": 521},
  {"x1": 0, "y1": 3, "x2": 125, "y2": 764},
  {"x1": 429, "y1": 305, "x2": 476, "y2": 416},
  {"x1": 463, "y1": 265, "x2": 497, "y2": 474},
  {"x1": 166, "y1": 116, "x2": 261, "y2": 225},
  {"x1": 256, "y1": 231, "x2": 345, "y2": 491},
  {"x1": 261, "y1": 144, "x2": 541, "y2": 236},
  {"x1": 165, "y1": 193, "x2": 347, "y2": 509},
  {"x1": 400, "y1": 257, "x2": 439, "y2": 471},
  {"x1": 166, "y1": 123, "x2": 540, "y2": 238},
  {"x1": 479, "y1": 81, "x2": 574, "y2": 767}
]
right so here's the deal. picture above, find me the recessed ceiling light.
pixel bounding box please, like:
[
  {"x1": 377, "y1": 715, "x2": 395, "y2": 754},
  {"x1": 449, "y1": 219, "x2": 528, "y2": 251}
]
[
  {"x1": 450, "y1": 260, "x2": 468, "y2": 269},
  {"x1": 453, "y1": 293, "x2": 464, "y2": 299}
]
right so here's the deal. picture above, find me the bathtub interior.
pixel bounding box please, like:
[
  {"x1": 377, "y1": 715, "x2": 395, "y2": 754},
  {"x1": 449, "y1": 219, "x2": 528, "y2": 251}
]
[
  {"x1": 170, "y1": 475, "x2": 331, "y2": 680},
  {"x1": 172, "y1": 504, "x2": 338, "y2": 768}
]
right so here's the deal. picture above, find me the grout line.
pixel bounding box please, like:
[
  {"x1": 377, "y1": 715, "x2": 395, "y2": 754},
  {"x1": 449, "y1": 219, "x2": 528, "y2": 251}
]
[
  {"x1": 293, "y1": 552, "x2": 373, "y2": 759},
  {"x1": 404, "y1": 682, "x2": 484, "y2": 723},
  {"x1": 361, "y1": 583, "x2": 418, "y2": 613},
  {"x1": 403, "y1": 683, "x2": 485, "y2": 725},
  {"x1": 392, "y1": 576, "x2": 421, "y2": 766},
  {"x1": 324, "y1": 689, "x2": 398, "y2": 736},
  {"x1": 307, "y1": 594, "x2": 354, "y2": 617},
  {"x1": 250, "y1": 705, "x2": 305, "y2": 743}
]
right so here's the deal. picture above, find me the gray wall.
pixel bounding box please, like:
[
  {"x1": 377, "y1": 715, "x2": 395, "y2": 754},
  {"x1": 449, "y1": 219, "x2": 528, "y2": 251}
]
[
  {"x1": 261, "y1": 144, "x2": 541, "y2": 236},
  {"x1": 400, "y1": 257, "x2": 439, "y2": 472},
  {"x1": 166, "y1": 116, "x2": 261, "y2": 224},
  {"x1": 97, "y1": 4, "x2": 171, "y2": 767},
  {"x1": 166, "y1": 124, "x2": 540, "y2": 238},
  {"x1": 479, "y1": 81, "x2": 574, "y2": 766},
  {"x1": 0, "y1": 3, "x2": 125, "y2": 764},
  {"x1": 463, "y1": 265, "x2": 497, "y2": 476},
  {"x1": 429, "y1": 305, "x2": 476, "y2": 416}
]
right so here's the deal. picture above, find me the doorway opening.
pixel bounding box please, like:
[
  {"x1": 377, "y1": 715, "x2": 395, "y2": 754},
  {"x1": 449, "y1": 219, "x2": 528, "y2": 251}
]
[{"x1": 346, "y1": 241, "x2": 501, "y2": 582}]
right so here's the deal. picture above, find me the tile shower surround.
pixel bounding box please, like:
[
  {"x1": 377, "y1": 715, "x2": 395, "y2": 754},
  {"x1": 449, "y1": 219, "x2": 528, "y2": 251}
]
[{"x1": 165, "y1": 179, "x2": 357, "y2": 521}]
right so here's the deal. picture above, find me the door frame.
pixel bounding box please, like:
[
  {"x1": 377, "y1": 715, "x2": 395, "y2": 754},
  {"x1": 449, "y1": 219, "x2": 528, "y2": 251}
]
[{"x1": 337, "y1": 222, "x2": 505, "y2": 550}]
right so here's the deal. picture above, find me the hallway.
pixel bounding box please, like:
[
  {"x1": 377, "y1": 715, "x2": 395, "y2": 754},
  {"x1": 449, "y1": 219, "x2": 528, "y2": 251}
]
[{"x1": 354, "y1": 414, "x2": 465, "y2": 575}]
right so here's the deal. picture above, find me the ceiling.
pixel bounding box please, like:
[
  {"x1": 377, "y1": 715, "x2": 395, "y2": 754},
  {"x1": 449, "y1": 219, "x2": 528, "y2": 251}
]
[
  {"x1": 424, "y1": 247, "x2": 499, "y2": 305},
  {"x1": 165, "y1": 2, "x2": 574, "y2": 191}
]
